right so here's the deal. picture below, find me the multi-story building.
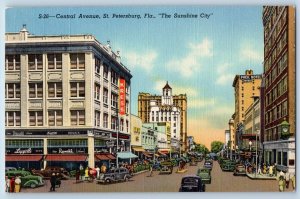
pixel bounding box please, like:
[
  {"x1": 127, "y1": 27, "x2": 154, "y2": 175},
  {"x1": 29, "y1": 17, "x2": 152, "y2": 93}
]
[
  {"x1": 138, "y1": 82, "x2": 187, "y2": 152},
  {"x1": 5, "y1": 26, "x2": 132, "y2": 170},
  {"x1": 130, "y1": 114, "x2": 143, "y2": 156},
  {"x1": 262, "y1": 6, "x2": 295, "y2": 173},
  {"x1": 232, "y1": 70, "x2": 262, "y2": 150}
]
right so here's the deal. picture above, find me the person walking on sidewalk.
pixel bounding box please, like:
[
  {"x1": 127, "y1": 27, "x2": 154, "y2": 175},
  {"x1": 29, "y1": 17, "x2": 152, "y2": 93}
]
[
  {"x1": 50, "y1": 173, "x2": 57, "y2": 192},
  {"x1": 5, "y1": 176, "x2": 10, "y2": 193},
  {"x1": 291, "y1": 173, "x2": 296, "y2": 191},
  {"x1": 285, "y1": 171, "x2": 290, "y2": 189},
  {"x1": 279, "y1": 176, "x2": 285, "y2": 192},
  {"x1": 148, "y1": 164, "x2": 153, "y2": 177}
]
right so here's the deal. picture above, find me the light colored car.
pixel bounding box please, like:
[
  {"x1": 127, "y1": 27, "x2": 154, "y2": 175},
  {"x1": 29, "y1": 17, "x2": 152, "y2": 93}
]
[{"x1": 6, "y1": 170, "x2": 45, "y2": 188}]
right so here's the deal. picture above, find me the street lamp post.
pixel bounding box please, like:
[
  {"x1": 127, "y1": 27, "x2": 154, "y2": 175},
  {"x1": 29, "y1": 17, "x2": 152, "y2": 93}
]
[
  {"x1": 236, "y1": 145, "x2": 239, "y2": 161},
  {"x1": 255, "y1": 129, "x2": 259, "y2": 177}
]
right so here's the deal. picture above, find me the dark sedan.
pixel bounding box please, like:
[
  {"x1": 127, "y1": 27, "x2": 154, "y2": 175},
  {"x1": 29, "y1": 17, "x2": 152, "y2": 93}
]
[
  {"x1": 204, "y1": 161, "x2": 213, "y2": 170},
  {"x1": 233, "y1": 164, "x2": 246, "y2": 176},
  {"x1": 179, "y1": 175, "x2": 205, "y2": 192}
]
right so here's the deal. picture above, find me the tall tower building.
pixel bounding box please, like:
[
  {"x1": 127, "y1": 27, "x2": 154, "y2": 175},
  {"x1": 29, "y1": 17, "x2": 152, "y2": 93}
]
[
  {"x1": 262, "y1": 6, "x2": 295, "y2": 173},
  {"x1": 138, "y1": 82, "x2": 187, "y2": 152},
  {"x1": 232, "y1": 70, "x2": 262, "y2": 149}
]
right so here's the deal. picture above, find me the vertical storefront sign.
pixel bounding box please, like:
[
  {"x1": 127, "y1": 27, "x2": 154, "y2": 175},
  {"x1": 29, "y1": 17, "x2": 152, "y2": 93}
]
[{"x1": 119, "y1": 78, "x2": 126, "y2": 115}]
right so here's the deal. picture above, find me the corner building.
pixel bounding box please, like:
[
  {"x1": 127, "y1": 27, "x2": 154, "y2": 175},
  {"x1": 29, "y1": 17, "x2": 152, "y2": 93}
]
[
  {"x1": 262, "y1": 6, "x2": 295, "y2": 173},
  {"x1": 5, "y1": 26, "x2": 132, "y2": 170}
]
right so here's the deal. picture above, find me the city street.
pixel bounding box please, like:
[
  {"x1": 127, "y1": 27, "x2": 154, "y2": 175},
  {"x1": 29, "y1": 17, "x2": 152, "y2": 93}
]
[{"x1": 21, "y1": 161, "x2": 291, "y2": 192}]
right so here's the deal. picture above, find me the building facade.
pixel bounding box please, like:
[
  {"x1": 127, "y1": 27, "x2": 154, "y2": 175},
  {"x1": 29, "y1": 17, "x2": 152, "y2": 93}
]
[
  {"x1": 232, "y1": 70, "x2": 262, "y2": 150},
  {"x1": 5, "y1": 26, "x2": 132, "y2": 170},
  {"x1": 262, "y1": 6, "x2": 295, "y2": 173},
  {"x1": 138, "y1": 82, "x2": 187, "y2": 152},
  {"x1": 130, "y1": 114, "x2": 143, "y2": 153}
]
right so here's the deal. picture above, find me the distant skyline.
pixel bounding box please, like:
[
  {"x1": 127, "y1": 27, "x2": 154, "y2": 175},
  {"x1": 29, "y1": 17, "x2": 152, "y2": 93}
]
[{"x1": 6, "y1": 6, "x2": 264, "y2": 148}]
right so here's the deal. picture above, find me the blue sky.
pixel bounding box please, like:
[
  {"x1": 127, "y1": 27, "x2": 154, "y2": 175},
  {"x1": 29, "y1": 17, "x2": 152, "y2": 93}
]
[{"x1": 6, "y1": 6, "x2": 264, "y2": 146}]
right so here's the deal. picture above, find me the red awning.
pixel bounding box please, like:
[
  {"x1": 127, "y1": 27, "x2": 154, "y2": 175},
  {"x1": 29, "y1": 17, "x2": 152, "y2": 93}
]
[
  {"x1": 95, "y1": 154, "x2": 110, "y2": 161},
  {"x1": 106, "y1": 154, "x2": 116, "y2": 160},
  {"x1": 142, "y1": 152, "x2": 152, "y2": 158},
  {"x1": 6, "y1": 155, "x2": 43, "y2": 162},
  {"x1": 45, "y1": 154, "x2": 87, "y2": 162}
]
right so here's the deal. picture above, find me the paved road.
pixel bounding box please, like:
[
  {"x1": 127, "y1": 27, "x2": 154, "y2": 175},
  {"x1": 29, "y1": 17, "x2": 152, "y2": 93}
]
[{"x1": 21, "y1": 161, "x2": 292, "y2": 192}]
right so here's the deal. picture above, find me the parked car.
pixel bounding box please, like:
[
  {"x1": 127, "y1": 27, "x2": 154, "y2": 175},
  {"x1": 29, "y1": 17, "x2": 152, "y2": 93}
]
[
  {"x1": 6, "y1": 170, "x2": 44, "y2": 188},
  {"x1": 233, "y1": 164, "x2": 246, "y2": 176},
  {"x1": 96, "y1": 168, "x2": 132, "y2": 184},
  {"x1": 159, "y1": 161, "x2": 173, "y2": 174},
  {"x1": 5, "y1": 167, "x2": 17, "y2": 172},
  {"x1": 32, "y1": 166, "x2": 70, "y2": 180},
  {"x1": 221, "y1": 161, "x2": 236, "y2": 172},
  {"x1": 196, "y1": 168, "x2": 211, "y2": 184},
  {"x1": 179, "y1": 175, "x2": 205, "y2": 192},
  {"x1": 189, "y1": 158, "x2": 198, "y2": 166},
  {"x1": 204, "y1": 161, "x2": 213, "y2": 170}
]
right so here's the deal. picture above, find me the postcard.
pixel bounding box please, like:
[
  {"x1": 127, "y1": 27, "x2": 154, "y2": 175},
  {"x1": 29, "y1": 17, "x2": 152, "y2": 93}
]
[{"x1": 4, "y1": 6, "x2": 296, "y2": 192}]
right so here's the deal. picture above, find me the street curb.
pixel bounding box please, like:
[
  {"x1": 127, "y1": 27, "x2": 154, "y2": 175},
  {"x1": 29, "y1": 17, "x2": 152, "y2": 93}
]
[
  {"x1": 246, "y1": 173, "x2": 277, "y2": 180},
  {"x1": 132, "y1": 170, "x2": 149, "y2": 176}
]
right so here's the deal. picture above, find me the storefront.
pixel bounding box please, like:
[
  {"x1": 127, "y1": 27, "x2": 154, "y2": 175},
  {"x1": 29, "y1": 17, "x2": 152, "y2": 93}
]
[
  {"x1": 5, "y1": 139, "x2": 44, "y2": 170},
  {"x1": 46, "y1": 139, "x2": 88, "y2": 171},
  {"x1": 94, "y1": 139, "x2": 116, "y2": 169}
]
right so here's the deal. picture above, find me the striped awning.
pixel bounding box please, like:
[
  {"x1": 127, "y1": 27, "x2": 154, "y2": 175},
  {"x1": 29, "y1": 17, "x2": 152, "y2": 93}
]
[
  {"x1": 45, "y1": 154, "x2": 87, "y2": 162},
  {"x1": 117, "y1": 152, "x2": 138, "y2": 159},
  {"x1": 132, "y1": 146, "x2": 145, "y2": 152},
  {"x1": 6, "y1": 155, "x2": 43, "y2": 162}
]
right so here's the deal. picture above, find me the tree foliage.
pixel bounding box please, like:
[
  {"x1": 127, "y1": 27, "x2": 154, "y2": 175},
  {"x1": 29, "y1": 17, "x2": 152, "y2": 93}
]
[
  {"x1": 210, "y1": 141, "x2": 224, "y2": 153},
  {"x1": 194, "y1": 143, "x2": 209, "y2": 154}
]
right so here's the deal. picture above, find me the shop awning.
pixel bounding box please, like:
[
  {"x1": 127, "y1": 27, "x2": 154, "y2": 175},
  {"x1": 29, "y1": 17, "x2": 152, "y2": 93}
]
[
  {"x1": 95, "y1": 153, "x2": 116, "y2": 161},
  {"x1": 142, "y1": 151, "x2": 152, "y2": 158},
  {"x1": 6, "y1": 155, "x2": 43, "y2": 162},
  {"x1": 45, "y1": 154, "x2": 87, "y2": 162},
  {"x1": 132, "y1": 146, "x2": 145, "y2": 152},
  {"x1": 95, "y1": 154, "x2": 110, "y2": 161},
  {"x1": 117, "y1": 152, "x2": 138, "y2": 159}
]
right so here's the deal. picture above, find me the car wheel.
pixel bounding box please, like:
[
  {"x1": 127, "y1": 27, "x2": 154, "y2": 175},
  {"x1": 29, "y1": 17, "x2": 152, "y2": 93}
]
[
  {"x1": 124, "y1": 176, "x2": 129, "y2": 182},
  {"x1": 30, "y1": 183, "x2": 37, "y2": 188},
  {"x1": 105, "y1": 179, "x2": 111, "y2": 184}
]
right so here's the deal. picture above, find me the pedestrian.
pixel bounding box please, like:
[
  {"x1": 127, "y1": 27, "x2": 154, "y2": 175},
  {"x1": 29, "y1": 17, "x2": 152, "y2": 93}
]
[
  {"x1": 269, "y1": 165, "x2": 274, "y2": 177},
  {"x1": 85, "y1": 167, "x2": 89, "y2": 181},
  {"x1": 56, "y1": 173, "x2": 61, "y2": 188},
  {"x1": 279, "y1": 170, "x2": 285, "y2": 179},
  {"x1": 279, "y1": 176, "x2": 285, "y2": 192},
  {"x1": 285, "y1": 171, "x2": 290, "y2": 189},
  {"x1": 10, "y1": 177, "x2": 15, "y2": 193},
  {"x1": 50, "y1": 173, "x2": 56, "y2": 192},
  {"x1": 257, "y1": 164, "x2": 262, "y2": 175},
  {"x1": 14, "y1": 176, "x2": 21, "y2": 193},
  {"x1": 101, "y1": 164, "x2": 107, "y2": 174},
  {"x1": 5, "y1": 176, "x2": 10, "y2": 193},
  {"x1": 95, "y1": 165, "x2": 100, "y2": 179},
  {"x1": 291, "y1": 173, "x2": 296, "y2": 191},
  {"x1": 75, "y1": 170, "x2": 80, "y2": 183},
  {"x1": 263, "y1": 164, "x2": 267, "y2": 174},
  {"x1": 274, "y1": 163, "x2": 277, "y2": 176},
  {"x1": 79, "y1": 164, "x2": 84, "y2": 180},
  {"x1": 148, "y1": 163, "x2": 153, "y2": 177}
]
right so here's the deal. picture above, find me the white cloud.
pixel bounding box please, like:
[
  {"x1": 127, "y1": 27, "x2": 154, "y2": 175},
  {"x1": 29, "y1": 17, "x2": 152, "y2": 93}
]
[
  {"x1": 166, "y1": 38, "x2": 213, "y2": 78},
  {"x1": 239, "y1": 43, "x2": 263, "y2": 63},
  {"x1": 215, "y1": 62, "x2": 235, "y2": 86},
  {"x1": 123, "y1": 50, "x2": 157, "y2": 72}
]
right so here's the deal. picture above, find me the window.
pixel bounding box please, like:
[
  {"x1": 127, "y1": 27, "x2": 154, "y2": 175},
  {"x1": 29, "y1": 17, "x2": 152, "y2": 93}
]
[
  {"x1": 48, "y1": 110, "x2": 62, "y2": 126},
  {"x1": 111, "y1": 93, "x2": 118, "y2": 108},
  {"x1": 28, "y1": 54, "x2": 43, "y2": 70},
  {"x1": 283, "y1": 152, "x2": 288, "y2": 166},
  {"x1": 126, "y1": 101, "x2": 129, "y2": 113},
  {"x1": 70, "y1": 82, "x2": 85, "y2": 97},
  {"x1": 47, "y1": 54, "x2": 62, "y2": 69},
  {"x1": 5, "y1": 111, "x2": 21, "y2": 126},
  {"x1": 5, "y1": 55, "x2": 20, "y2": 70},
  {"x1": 111, "y1": 69, "x2": 118, "y2": 85},
  {"x1": 282, "y1": 101, "x2": 287, "y2": 116},
  {"x1": 103, "y1": 113, "x2": 108, "y2": 128},
  {"x1": 29, "y1": 111, "x2": 43, "y2": 126},
  {"x1": 94, "y1": 83, "x2": 100, "y2": 100},
  {"x1": 173, "y1": 116, "x2": 176, "y2": 121},
  {"x1": 120, "y1": 119, "x2": 124, "y2": 131},
  {"x1": 126, "y1": 120, "x2": 129, "y2": 132},
  {"x1": 5, "y1": 83, "x2": 20, "y2": 99},
  {"x1": 277, "y1": 151, "x2": 282, "y2": 165},
  {"x1": 103, "y1": 88, "x2": 108, "y2": 104},
  {"x1": 174, "y1": 123, "x2": 176, "y2": 127},
  {"x1": 29, "y1": 83, "x2": 43, "y2": 98},
  {"x1": 95, "y1": 57, "x2": 101, "y2": 74},
  {"x1": 70, "y1": 53, "x2": 85, "y2": 69},
  {"x1": 242, "y1": 93, "x2": 244, "y2": 97},
  {"x1": 103, "y1": 64, "x2": 108, "y2": 79},
  {"x1": 48, "y1": 82, "x2": 62, "y2": 98},
  {"x1": 111, "y1": 116, "x2": 117, "y2": 130},
  {"x1": 70, "y1": 110, "x2": 85, "y2": 125},
  {"x1": 94, "y1": 110, "x2": 100, "y2": 127}
]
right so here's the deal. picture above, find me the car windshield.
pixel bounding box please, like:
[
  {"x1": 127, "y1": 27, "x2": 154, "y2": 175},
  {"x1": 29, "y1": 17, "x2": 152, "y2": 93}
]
[
  {"x1": 204, "y1": 162, "x2": 211, "y2": 165},
  {"x1": 183, "y1": 178, "x2": 199, "y2": 186}
]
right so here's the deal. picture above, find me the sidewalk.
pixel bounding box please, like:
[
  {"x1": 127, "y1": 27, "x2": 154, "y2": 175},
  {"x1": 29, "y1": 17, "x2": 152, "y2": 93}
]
[{"x1": 246, "y1": 172, "x2": 277, "y2": 180}]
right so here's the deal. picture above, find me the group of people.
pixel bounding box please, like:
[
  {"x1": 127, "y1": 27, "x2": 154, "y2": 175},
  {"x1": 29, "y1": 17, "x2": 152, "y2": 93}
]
[
  {"x1": 5, "y1": 176, "x2": 21, "y2": 193},
  {"x1": 278, "y1": 170, "x2": 296, "y2": 192}
]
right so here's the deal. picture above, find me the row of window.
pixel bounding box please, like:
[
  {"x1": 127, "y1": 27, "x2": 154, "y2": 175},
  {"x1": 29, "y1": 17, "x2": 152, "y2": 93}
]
[
  {"x1": 265, "y1": 52, "x2": 287, "y2": 88},
  {"x1": 142, "y1": 135, "x2": 155, "y2": 145},
  {"x1": 5, "y1": 110, "x2": 84, "y2": 127},
  {"x1": 265, "y1": 101, "x2": 288, "y2": 125},
  {"x1": 94, "y1": 111, "x2": 129, "y2": 132},
  {"x1": 6, "y1": 139, "x2": 43, "y2": 147},
  {"x1": 265, "y1": 76, "x2": 288, "y2": 106}
]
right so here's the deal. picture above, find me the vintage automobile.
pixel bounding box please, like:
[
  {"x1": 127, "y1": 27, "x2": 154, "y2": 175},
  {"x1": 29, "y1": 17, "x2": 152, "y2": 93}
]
[
  {"x1": 6, "y1": 170, "x2": 45, "y2": 188},
  {"x1": 179, "y1": 175, "x2": 206, "y2": 192},
  {"x1": 233, "y1": 164, "x2": 246, "y2": 176},
  {"x1": 221, "y1": 161, "x2": 236, "y2": 172},
  {"x1": 204, "y1": 161, "x2": 213, "y2": 170},
  {"x1": 32, "y1": 166, "x2": 70, "y2": 180},
  {"x1": 159, "y1": 161, "x2": 173, "y2": 174},
  {"x1": 96, "y1": 168, "x2": 132, "y2": 184},
  {"x1": 5, "y1": 167, "x2": 17, "y2": 172},
  {"x1": 196, "y1": 168, "x2": 211, "y2": 184}
]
